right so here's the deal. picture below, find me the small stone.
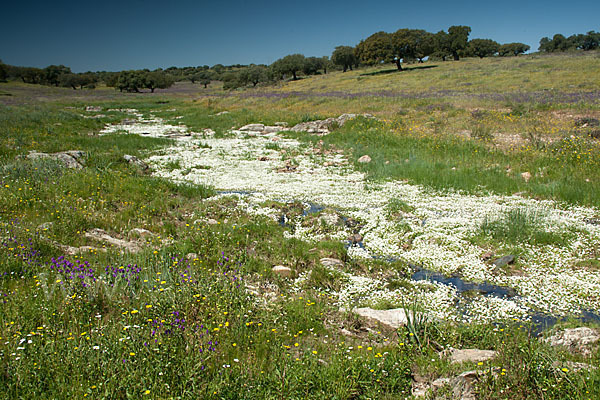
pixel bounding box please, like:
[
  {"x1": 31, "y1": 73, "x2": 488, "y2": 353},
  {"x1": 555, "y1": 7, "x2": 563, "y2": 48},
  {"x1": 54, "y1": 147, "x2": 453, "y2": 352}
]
[
  {"x1": 353, "y1": 307, "x2": 409, "y2": 329},
  {"x1": 481, "y1": 251, "x2": 494, "y2": 261},
  {"x1": 272, "y1": 265, "x2": 292, "y2": 278},
  {"x1": 123, "y1": 154, "x2": 149, "y2": 170},
  {"x1": 85, "y1": 106, "x2": 102, "y2": 112},
  {"x1": 348, "y1": 233, "x2": 363, "y2": 243},
  {"x1": 492, "y1": 255, "x2": 516, "y2": 268},
  {"x1": 239, "y1": 123, "x2": 265, "y2": 132},
  {"x1": 357, "y1": 155, "x2": 371, "y2": 163},
  {"x1": 129, "y1": 228, "x2": 154, "y2": 239},
  {"x1": 521, "y1": 171, "x2": 532, "y2": 182},
  {"x1": 320, "y1": 258, "x2": 344, "y2": 268},
  {"x1": 447, "y1": 348, "x2": 497, "y2": 364},
  {"x1": 186, "y1": 253, "x2": 198, "y2": 261},
  {"x1": 215, "y1": 111, "x2": 230, "y2": 116},
  {"x1": 207, "y1": 219, "x2": 218, "y2": 225}
]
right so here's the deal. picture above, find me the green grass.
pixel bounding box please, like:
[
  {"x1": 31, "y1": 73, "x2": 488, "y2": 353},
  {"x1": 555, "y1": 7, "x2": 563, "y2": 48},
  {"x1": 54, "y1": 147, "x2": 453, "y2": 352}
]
[
  {"x1": 477, "y1": 208, "x2": 573, "y2": 247},
  {"x1": 1, "y1": 52, "x2": 600, "y2": 398}
]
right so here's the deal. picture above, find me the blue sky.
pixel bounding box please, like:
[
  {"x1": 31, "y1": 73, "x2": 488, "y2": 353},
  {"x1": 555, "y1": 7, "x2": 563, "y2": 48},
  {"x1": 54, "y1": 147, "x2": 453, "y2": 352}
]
[{"x1": 1, "y1": 0, "x2": 598, "y2": 72}]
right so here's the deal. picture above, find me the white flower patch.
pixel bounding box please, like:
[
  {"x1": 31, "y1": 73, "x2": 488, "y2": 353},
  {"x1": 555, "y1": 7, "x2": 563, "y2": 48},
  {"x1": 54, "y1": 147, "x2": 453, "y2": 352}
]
[{"x1": 102, "y1": 115, "x2": 600, "y2": 322}]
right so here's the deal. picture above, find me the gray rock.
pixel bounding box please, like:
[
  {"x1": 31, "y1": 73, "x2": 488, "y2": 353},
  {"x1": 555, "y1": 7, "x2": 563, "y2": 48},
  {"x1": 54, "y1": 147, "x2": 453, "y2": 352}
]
[
  {"x1": 552, "y1": 360, "x2": 597, "y2": 372},
  {"x1": 357, "y1": 155, "x2": 371, "y2": 163},
  {"x1": 85, "y1": 106, "x2": 102, "y2": 112},
  {"x1": 320, "y1": 258, "x2": 344, "y2": 268},
  {"x1": 26, "y1": 151, "x2": 85, "y2": 169},
  {"x1": 129, "y1": 228, "x2": 154, "y2": 239},
  {"x1": 348, "y1": 233, "x2": 363, "y2": 244},
  {"x1": 215, "y1": 111, "x2": 230, "y2": 116},
  {"x1": 544, "y1": 327, "x2": 599, "y2": 356},
  {"x1": 353, "y1": 307, "x2": 409, "y2": 329},
  {"x1": 447, "y1": 348, "x2": 497, "y2": 364},
  {"x1": 120, "y1": 118, "x2": 137, "y2": 125},
  {"x1": 207, "y1": 218, "x2": 218, "y2": 225},
  {"x1": 239, "y1": 124, "x2": 265, "y2": 132},
  {"x1": 262, "y1": 126, "x2": 283, "y2": 134},
  {"x1": 274, "y1": 122, "x2": 288, "y2": 127},
  {"x1": 123, "y1": 154, "x2": 149, "y2": 170},
  {"x1": 492, "y1": 255, "x2": 516, "y2": 268},
  {"x1": 84, "y1": 228, "x2": 142, "y2": 253},
  {"x1": 289, "y1": 113, "x2": 376, "y2": 135},
  {"x1": 450, "y1": 370, "x2": 479, "y2": 400},
  {"x1": 272, "y1": 265, "x2": 292, "y2": 278}
]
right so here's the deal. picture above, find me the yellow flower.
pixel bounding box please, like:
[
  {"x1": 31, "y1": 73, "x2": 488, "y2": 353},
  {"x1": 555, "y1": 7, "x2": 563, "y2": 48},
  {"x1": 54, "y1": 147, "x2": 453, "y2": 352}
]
[{"x1": 129, "y1": 352, "x2": 135, "y2": 356}]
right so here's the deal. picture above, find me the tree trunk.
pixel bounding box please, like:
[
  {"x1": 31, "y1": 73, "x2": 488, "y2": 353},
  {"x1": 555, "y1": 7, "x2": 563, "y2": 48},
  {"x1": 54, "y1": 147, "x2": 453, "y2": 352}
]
[
  {"x1": 395, "y1": 60, "x2": 403, "y2": 71},
  {"x1": 151, "y1": 87, "x2": 155, "y2": 93},
  {"x1": 323, "y1": 67, "x2": 327, "y2": 74},
  {"x1": 292, "y1": 71, "x2": 297, "y2": 80},
  {"x1": 418, "y1": 58, "x2": 424, "y2": 63},
  {"x1": 453, "y1": 52, "x2": 459, "y2": 61},
  {"x1": 203, "y1": 83, "x2": 208, "y2": 88},
  {"x1": 343, "y1": 66, "x2": 347, "y2": 72},
  {"x1": 349, "y1": 64, "x2": 353, "y2": 71}
]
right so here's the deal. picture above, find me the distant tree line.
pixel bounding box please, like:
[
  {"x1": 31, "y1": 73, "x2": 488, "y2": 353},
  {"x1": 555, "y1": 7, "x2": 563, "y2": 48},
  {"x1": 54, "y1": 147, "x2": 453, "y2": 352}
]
[
  {"x1": 538, "y1": 31, "x2": 600, "y2": 52},
  {"x1": 0, "y1": 28, "x2": 597, "y2": 92}
]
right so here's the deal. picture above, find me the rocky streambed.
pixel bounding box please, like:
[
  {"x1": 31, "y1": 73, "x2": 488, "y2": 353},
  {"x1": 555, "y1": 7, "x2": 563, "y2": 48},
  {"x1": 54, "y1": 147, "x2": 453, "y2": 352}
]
[{"x1": 101, "y1": 109, "x2": 600, "y2": 325}]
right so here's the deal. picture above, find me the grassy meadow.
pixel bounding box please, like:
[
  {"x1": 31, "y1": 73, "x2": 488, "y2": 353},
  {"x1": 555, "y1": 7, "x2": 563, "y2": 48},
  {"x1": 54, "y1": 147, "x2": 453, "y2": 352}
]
[{"x1": 1, "y1": 52, "x2": 600, "y2": 399}]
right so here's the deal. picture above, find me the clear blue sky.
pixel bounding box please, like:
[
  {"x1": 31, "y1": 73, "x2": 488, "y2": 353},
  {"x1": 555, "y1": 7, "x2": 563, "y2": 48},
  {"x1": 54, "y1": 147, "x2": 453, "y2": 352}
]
[{"x1": 1, "y1": 0, "x2": 598, "y2": 72}]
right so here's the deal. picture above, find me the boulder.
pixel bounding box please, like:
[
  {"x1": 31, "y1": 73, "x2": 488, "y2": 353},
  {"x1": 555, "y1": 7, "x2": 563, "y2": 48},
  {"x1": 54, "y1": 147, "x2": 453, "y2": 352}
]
[
  {"x1": 353, "y1": 307, "x2": 409, "y2": 329},
  {"x1": 348, "y1": 233, "x2": 363, "y2": 244},
  {"x1": 544, "y1": 327, "x2": 599, "y2": 356},
  {"x1": 123, "y1": 154, "x2": 149, "y2": 170},
  {"x1": 84, "y1": 228, "x2": 142, "y2": 253},
  {"x1": 26, "y1": 150, "x2": 85, "y2": 169},
  {"x1": 446, "y1": 348, "x2": 497, "y2": 364},
  {"x1": 272, "y1": 265, "x2": 292, "y2": 278},
  {"x1": 239, "y1": 124, "x2": 265, "y2": 132},
  {"x1": 320, "y1": 258, "x2": 344, "y2": 268},
  {"x1": 492, "y1": 255, "x2": 516, "y2": 268},
  {"x1": 357, "y1": 155, "x2": 371, "y2": 163},
  {"x1": 129, "y1": 228, "x2": 154, "y2": 239},
  {"x1": 450, "y1": 370, "x2": 479, "y2": 400}
]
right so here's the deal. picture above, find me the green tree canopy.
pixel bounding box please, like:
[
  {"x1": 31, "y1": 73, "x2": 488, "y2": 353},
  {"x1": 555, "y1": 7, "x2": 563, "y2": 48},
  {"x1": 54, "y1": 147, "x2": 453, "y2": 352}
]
[
  {"x1": 355, "y1": 31, "x2": 396, "y2": 66},
  {"x1": 271, "y1": 54, "x2": 305, "y2": 80},
  {"x1": 142, "y1": 70, "x2": 174, "y2": 93},
  {"x1": 468, "y1": 39, "x2": 500, "y2": 58},
  {"x1": 0, "y1": 61, "x2": 7, "y2": 82},
  {"x1": 447, "y1": 25, "x2": 471, "y2": 60},
  {"x1": 498, "y1": 42, "x2": 530, "y2": 56},
  {"x1": 413, "y1": 31, "x2": 435, "y2": 62},
  {"x1": 331, "y1": 46, "x2": 356, "y2": 72},
  {"x1": 43, "y1": 65, "x2": 71, "y2": 86}
]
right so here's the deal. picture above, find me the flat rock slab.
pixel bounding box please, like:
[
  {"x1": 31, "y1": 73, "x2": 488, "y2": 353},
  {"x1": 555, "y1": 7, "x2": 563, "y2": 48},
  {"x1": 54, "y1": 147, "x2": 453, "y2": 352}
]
[
  {"x1": 353, "y1": 307, "x2": 408, "y2": 329},
  {"x1": 84, "y1": 228, "x2": 142, "y2": 253},
  {"x1": 272, "y1": 265, "x2": 292, "y2": 278},
  {"x1": 448, "y1": 348, "x2": 497, "y2": 364},
  {"x1": 26, "y1": 150, "x2": 86, "y2": 169},
  {"x1": 320, "y1": 258, "x2": 344, "y2": 268},
  {"x1": 544, "y1": 327, "x2": 599, "y2": 356},
  {"x1": 492, "y1": 255, "x2": 516, "y2": 268}
]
